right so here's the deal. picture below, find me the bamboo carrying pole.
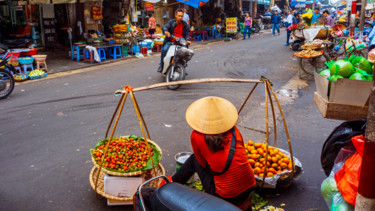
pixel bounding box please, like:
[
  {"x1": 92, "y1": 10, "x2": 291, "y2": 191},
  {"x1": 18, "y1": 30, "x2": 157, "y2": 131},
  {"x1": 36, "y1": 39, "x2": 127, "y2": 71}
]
[{"x1": 93, "y1": 77, "x2": 296, "y2": 199}]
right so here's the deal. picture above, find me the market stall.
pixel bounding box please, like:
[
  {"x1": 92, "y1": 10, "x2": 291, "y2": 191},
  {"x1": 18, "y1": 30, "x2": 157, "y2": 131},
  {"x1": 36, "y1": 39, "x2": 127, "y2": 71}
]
[{"x1": 89, "y1": 78, "x2": 304, "y2": 206}]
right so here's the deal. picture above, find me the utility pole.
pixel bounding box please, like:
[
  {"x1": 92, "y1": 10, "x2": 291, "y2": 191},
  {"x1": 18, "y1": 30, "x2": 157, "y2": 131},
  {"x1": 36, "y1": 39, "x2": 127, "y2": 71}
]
[
  {"x1": 359, "y1": 0, "x2": 368, "y2": 32},
  {"x1": 355, "y1": 79, "x2": 375, "y2": 210}
]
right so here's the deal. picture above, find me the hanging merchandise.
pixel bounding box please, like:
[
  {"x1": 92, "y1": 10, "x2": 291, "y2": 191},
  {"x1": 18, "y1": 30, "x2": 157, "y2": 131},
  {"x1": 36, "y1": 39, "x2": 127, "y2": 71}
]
[{"x1": 92, "y1": 6, "x2": 103, "y2": 20}]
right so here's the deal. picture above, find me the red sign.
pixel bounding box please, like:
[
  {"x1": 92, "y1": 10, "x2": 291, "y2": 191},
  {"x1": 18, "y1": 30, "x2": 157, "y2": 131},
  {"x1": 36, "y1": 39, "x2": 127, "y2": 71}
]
[
  {"x1": 145, "y1": 2, "x2": 154, "y2": 11},
  {"x1": 92, "y1": 6, "x2": 103, "y2": 20}
]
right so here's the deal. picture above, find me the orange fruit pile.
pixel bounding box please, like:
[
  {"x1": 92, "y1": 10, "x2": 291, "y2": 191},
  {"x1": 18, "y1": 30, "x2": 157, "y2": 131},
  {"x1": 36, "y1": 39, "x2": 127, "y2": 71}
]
[{"x1": 245, "y1": 141, "x2": 293, "y2": 178}]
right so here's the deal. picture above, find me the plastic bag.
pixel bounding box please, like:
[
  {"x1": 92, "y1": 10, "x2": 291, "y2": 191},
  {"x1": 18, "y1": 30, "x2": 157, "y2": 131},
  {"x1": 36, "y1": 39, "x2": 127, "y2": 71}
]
[
  {"x1": 330, "y1": 192, "x2": 354, "y2": 211},
  {"x1": 334, "y1": 135, "x2": 365, "y2": 206},
  {"x1": 321, "y1": 119, "x2": 366, "y2": 176}
]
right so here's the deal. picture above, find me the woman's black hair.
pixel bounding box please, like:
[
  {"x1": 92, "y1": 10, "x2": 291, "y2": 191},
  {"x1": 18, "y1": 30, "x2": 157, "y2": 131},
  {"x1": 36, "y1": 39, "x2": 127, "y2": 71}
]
[
  {"x1": 323, "y1": 10, "x2": 330, "y2": 15},
  {"x1": 204, "y1": 133, "x2": 228, "y2": 152}
]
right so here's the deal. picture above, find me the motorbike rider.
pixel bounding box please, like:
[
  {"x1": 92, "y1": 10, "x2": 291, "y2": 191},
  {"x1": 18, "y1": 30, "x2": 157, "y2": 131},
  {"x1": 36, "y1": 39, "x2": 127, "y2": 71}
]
[{"x1": 157, "y1": 8, "x2": 191, "y2": 73}]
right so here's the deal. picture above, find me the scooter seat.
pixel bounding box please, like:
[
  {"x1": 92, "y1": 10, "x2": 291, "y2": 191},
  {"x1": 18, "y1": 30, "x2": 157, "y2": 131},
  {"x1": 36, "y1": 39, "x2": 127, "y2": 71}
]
[{"x1": 150, "y1": 182, "x2": 241, "y2": 211}]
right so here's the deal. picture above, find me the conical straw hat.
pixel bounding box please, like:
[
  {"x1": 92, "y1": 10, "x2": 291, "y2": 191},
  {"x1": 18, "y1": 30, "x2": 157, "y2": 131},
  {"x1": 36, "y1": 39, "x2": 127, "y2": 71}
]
[{"x1": 185, "y1": 96, "x2": 238, "y2": 135}]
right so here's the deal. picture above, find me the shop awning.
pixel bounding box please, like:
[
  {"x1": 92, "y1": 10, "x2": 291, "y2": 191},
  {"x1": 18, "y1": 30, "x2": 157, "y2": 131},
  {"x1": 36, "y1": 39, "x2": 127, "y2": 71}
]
[
  {"x1": 257, "y1": 0, "x2": 270, "y2": 5},
  {"x1": 176, "y1": 0, "x2": 210, "y2": 9}
]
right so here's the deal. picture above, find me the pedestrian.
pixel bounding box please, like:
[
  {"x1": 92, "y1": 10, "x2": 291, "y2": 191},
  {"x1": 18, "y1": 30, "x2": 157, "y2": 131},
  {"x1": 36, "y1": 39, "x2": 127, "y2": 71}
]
[
  {"x1": 172, "y1": 96, "x2": 256, "y2": 206},
  {"x1": 148, "y1": 13, "x2": 156, "y2": 37},
  {"x1": 271, "y1": 10, "x2": 281, "y2": 36},
  {"x1": 242, "y1": 13, "x2": 252, "y2": 40},
  {"x1": 285, "y1": 10, "x2": 293, "y2": 46},
  {"x1": 312, "y1": 8, "x2": 321, "y2": 24},
  {"x1": 183, "y1": 8, "x2": 190, "y2": 26},
  {"x1": 323, "y1": 10, "x2": 334, "y2": 27},
  {"x1": 157, "y1": 8, "x2": 191, "y2": 73}
]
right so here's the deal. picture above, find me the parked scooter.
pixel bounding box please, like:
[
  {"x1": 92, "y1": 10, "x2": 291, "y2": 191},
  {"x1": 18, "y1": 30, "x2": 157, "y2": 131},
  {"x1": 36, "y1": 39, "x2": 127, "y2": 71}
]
[
  {"x1": 0, "y1": 45, "x2": 15, "y2": 99},
  {"x1": 161, "y1": 35, "x2": 194, "y2": 90},
  {"x1": 135, "y1": 175, "x2": 245, "y2": 211}
]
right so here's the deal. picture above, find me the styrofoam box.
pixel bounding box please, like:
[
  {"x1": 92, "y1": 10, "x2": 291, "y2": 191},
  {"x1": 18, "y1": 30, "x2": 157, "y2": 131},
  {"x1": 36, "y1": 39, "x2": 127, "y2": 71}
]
[{"x1": 104, "y1": 174, "x2": 144, "y2": 199}]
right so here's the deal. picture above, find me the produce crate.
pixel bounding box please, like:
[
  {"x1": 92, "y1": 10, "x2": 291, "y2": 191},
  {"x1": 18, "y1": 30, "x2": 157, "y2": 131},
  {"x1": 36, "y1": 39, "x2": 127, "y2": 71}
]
[
  {"x1": 314, "y1": 92, "x2": 369, "y2": 120},
  {"x1": 314, "y1": 72, "x2": 372, "y2": 106}
]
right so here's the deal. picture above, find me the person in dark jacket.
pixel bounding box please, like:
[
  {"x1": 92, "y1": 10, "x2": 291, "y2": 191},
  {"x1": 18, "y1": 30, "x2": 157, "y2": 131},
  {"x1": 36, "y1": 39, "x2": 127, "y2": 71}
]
[
  {"x1": 157, "y1": 8, "x2": 191, "y2": 73},
  {"x1": 271, "y1": 10, "x2": 281, "y2": 36}
]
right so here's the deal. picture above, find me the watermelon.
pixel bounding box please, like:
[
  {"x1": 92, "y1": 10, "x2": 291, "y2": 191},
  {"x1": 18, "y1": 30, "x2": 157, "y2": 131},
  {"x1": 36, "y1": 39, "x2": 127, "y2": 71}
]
[
  {"x1": 350, "y1": 56, "x2": 373, "y2": 75},
  {"x1": 330, "y1": 74, "x2": 344, "y2": 82},
  {"x1": 349, "y1": 72, "x2": 366, "y2": 80},
  {"x1": 319, "y1": 69, "x2": 331, "y2": 77},
  {"x1": 330, "y1": 60, "x2": 354, "y2": 78}
]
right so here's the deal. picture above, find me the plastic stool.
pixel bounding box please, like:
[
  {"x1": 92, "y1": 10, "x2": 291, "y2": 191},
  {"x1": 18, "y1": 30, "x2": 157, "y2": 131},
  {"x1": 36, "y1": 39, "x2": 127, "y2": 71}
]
[
  {"x1": 71, "y1": 45, "x2": 84, "y2": 62},
  {"x1": 98, "y1": 48, "x2": 106, "y2": 62},
  {"x1": 20, "y1": 64, "x2": 33, "y2": 73},
  {"x1": 194, "y1": 35, "x2": 202, "y2": 41},
  {"x1": 153, "y1": 45, "x2": 162, "y2": 52},
  {"x1": 141, "y1": 47, "x2": 148, "y2": 55},
  {"x1": 84, "y1": 48, "x2": 94, "y2": 63},
  {"x1": 36, "y1": 61, "x2": 48, "y2": 72},
  {"x1": 204, "y1": 34, "x2": 209, "y2": 40},
  {"x1": 108, "y1": 46, "x2": 122, "y2": 60}
]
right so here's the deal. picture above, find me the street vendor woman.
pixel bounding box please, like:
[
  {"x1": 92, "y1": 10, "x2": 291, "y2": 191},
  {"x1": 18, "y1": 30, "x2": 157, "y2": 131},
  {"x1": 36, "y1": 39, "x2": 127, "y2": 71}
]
[
  {"x1": 157, "y1": 8, "x2": 191, "y2": 73},
  {"x1": 172, "y1": 96, "x2": 256, "y2": 206}
]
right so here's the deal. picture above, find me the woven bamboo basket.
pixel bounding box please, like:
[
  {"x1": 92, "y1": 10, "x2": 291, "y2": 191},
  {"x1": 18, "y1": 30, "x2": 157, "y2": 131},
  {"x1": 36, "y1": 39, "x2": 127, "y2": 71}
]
[
  {"x1": 89, "y1": 163, "x2": 165, "y2": 201},
  {"x1": 91, "y1": 139, "x2": 162, "y2": 177},
  {"x1": 315, "y1": 28, "x2": 332, "y2": 40}
]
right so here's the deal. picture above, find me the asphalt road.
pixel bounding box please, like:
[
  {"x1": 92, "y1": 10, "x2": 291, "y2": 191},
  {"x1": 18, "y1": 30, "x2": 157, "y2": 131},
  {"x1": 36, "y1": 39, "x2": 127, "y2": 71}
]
[{"x1": 0, "y1": 33, "x2": 342, "y2": 211}]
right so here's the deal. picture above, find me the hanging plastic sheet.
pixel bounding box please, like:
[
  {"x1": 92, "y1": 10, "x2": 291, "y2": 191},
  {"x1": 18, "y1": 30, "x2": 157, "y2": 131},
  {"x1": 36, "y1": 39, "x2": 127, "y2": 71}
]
[{"x1": 176, "y1": 0, "x2": 210, "y2": 9}]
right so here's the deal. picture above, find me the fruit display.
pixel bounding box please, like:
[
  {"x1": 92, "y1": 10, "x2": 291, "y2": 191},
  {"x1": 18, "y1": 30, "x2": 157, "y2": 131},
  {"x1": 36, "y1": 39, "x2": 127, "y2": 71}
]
[
  {"x1": 245, "y1": 141, "x2": 294, "y2": 178},
  {"x1": 90, "y1": 135, "x2": 161, "y2": 173},
  {"x1": 13, "y1": 73, "x2": 28, "y2": 82},
  {"x1": 28, "y1": 69, "x2": 47, "y2": 80},
  {"x1": 322, "y1": 56, "x2": 374, "y2": 82}
]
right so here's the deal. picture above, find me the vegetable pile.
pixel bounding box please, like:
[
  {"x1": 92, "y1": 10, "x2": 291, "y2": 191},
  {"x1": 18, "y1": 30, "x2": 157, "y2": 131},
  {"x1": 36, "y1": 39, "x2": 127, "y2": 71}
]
[
  {"x1": 91, "y1": 135, "x2": 161, "y2": 173},
  {"x1": 245, "y1": 141, "x2": 294, "y2": 178}
]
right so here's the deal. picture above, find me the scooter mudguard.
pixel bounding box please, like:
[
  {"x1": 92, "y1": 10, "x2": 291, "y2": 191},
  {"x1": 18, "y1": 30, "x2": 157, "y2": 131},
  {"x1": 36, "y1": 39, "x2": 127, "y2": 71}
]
[
  {"x1": 150, "y1": 182, "x2": 241, "y2": 211},
  {"x1": 162, "y1": 45, "x2": 177, "y2": 74}
]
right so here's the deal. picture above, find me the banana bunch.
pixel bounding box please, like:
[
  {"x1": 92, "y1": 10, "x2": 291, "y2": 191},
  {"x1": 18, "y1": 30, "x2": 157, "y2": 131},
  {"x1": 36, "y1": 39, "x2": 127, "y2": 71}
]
[{"x1": 29, "y1": 69, "x2": 45, "y2": 77}]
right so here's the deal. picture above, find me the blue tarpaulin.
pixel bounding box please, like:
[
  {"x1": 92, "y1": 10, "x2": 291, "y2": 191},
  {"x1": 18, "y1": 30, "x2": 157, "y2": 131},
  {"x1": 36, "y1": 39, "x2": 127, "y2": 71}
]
[{"x1": 176, "y1": 0, "x2": 210, "y2": 8}]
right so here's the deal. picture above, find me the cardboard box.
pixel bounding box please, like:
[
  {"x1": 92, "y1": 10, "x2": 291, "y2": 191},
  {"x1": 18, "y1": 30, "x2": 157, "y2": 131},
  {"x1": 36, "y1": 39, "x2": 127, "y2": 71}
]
[
  {"x1": 104, "y1": 174, "x2": 144, "y2": 204},
  {"x1": 314, "y1": 92, "x2": 369, "y2": 120},
  {"x1": 314, "y1": 72, "x2": 372, "y2": 106}
]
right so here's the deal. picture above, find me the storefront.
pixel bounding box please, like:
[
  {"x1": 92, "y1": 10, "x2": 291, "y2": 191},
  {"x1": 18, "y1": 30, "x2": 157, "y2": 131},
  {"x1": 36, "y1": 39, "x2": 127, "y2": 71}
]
[
  {"x1": 0, "y1": 1, "x2": 44, "y2": 47},
  {"x1": 242, "y1": 0, "x2": 257, "y2": 17}
]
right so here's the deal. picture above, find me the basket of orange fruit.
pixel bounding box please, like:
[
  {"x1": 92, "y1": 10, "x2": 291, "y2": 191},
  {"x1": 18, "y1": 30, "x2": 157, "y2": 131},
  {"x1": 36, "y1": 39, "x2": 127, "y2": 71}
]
[{"x1": 245, "y1": 140, "x2": 303, "y2": 188}]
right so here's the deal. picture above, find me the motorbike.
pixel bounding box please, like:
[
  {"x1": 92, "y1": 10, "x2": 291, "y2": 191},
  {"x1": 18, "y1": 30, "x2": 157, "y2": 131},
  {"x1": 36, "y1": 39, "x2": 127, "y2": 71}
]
[
  {"x1": 135, "y1": 175, "x2": 245, "y2": 211},
  {"x1": 251, "y1": 20, "x2": 261, "y2": 33},
  {"x1": 161, "y1": 35, "x2": 194, "y2": 90},
  {"x1": 0, "y1": 48, "x2": 15, "y2": 99}
]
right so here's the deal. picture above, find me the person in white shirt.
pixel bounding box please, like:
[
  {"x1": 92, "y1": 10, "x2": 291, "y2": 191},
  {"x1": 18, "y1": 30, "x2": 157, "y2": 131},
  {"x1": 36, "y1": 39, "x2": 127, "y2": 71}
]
[
  {"x1": 183, "y1": 8, "x2": 190, "y2": 26},
  {"x1": 285, "y1": 9, "x2": 296, "y2": 46}
]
